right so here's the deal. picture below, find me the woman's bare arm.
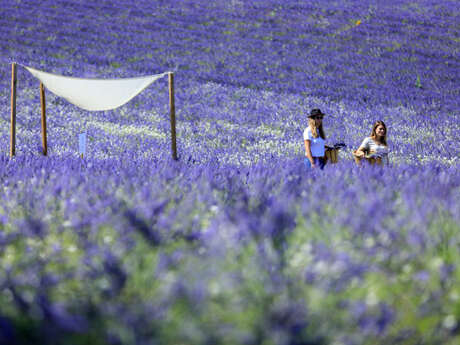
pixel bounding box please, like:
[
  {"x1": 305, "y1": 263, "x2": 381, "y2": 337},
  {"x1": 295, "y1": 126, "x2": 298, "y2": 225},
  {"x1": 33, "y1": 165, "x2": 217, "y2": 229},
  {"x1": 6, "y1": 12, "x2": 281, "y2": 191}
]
[
  {"x1": 355, "y1": 138, "x2": 369, "y2": 156},
  {"x1": 304, "y1": 140, "x2": 316, "y2": 166},
  {"x1": 355, "y1": 146, "x2": 366, "y2": 156}
]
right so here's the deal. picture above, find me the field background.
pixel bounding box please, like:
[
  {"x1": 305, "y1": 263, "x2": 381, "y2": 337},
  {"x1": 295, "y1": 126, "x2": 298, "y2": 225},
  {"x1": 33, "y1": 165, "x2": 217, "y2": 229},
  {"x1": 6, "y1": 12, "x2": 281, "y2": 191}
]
[{"x1": 0, "y1": 1, "x2": 459, "y2": 345}]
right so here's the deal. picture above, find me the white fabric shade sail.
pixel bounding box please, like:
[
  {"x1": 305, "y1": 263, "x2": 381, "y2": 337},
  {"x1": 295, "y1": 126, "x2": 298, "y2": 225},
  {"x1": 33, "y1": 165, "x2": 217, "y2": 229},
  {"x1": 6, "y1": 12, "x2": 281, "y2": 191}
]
[{"x1": 24, "y1": 66, "x2": 169, "y2": 111}]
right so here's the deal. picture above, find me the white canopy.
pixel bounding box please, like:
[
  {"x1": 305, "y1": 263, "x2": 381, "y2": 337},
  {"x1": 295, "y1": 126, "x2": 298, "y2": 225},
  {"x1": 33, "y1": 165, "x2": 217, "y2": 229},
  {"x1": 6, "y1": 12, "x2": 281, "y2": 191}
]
[{"x1": 24, "y1": 66, "x2": 169, "y2": 111}]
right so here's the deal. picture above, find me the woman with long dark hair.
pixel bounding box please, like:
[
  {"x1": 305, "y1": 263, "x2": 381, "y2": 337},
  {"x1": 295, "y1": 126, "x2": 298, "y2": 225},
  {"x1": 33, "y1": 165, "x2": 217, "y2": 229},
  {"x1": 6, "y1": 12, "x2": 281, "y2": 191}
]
[{"x1": 354, "y1": 120, "x2": 389, "y2": 165}]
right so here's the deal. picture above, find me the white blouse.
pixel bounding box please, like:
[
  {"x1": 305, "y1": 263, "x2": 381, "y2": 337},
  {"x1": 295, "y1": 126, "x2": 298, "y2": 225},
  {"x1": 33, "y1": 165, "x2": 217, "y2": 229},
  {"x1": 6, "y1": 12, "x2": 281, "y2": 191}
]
[{"x1": 359, "y1": 137, "x2": 389, "y2": 163}]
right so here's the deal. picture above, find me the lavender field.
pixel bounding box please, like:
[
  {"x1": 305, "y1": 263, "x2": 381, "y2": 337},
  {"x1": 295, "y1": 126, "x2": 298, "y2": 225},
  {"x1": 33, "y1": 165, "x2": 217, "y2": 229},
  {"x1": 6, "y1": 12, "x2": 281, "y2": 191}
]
[{"x1": 0, "y1": 1, "x2": 459, "y2": 344}]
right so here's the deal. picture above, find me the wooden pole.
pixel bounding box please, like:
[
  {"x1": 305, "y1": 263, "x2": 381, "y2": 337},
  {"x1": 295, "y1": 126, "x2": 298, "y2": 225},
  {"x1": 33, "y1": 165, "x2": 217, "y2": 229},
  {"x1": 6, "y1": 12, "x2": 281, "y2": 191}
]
[
  {"x1": 10, "y1": 63, "x2": 17, "y2": 157},
  {"x1": 40, "y1": 82, "x2": 47, "y2": 156},
  {"x1": 168, "y1": 72, "x2": 177, "y2": 160}
]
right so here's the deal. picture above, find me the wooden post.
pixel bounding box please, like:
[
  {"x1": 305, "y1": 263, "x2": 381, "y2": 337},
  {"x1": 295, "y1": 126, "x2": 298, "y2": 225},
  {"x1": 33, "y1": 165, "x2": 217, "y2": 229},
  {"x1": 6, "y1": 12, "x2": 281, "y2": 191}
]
[
  {"x1": 10, "y1": 63, "x2": 17, "y2": 157},
  {"x1": 168, "y1": 72, "x2": 177, "y2": 160},
  {"x1": 40, "y1": 82, "x2": 47, "y2": 156}
]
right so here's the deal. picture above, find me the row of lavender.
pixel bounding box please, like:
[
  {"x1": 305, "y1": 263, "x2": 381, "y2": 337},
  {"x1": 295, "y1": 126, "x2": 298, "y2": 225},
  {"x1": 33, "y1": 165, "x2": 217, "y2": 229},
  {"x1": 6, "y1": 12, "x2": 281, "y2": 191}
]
[
  {"x1": 0, "y1": 156, "x2": 460, "y2": 344},
  {"x1": 1, "y1": 0, "x2": 459, "y2": 344},
  {"x1": 1, "y1": 156, "x2": 459, "y2": 344}
]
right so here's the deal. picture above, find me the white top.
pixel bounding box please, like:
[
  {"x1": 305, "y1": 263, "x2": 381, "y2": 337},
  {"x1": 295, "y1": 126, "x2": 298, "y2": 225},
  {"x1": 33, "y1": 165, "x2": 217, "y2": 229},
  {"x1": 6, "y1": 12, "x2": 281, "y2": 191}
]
[
  {"x1": 359, "y1": 137, "x2": 389, "y2": 162},
  {"x1": 303, "y1": 127, "x2": 325, "y2": 157}
]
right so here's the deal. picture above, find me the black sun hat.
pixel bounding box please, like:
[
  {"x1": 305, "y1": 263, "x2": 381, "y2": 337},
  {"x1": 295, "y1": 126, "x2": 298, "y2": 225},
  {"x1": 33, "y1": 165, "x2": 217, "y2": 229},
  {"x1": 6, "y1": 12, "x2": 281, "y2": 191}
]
[{"x1": 308, "y1": 109, "x2": 325, "y2": 118}]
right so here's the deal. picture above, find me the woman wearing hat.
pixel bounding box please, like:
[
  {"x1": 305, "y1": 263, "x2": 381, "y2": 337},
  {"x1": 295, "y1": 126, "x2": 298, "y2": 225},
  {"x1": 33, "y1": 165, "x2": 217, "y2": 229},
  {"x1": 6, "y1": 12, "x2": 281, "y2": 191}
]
[{"x1": 303, "y1": 108, "x2": 326, "y2": 170}]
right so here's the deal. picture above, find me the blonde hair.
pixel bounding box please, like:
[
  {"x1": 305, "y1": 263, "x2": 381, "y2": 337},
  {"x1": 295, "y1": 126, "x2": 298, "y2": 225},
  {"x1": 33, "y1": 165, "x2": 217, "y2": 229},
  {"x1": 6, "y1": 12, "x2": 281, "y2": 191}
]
[{"x1": 308, "y1": 118, "x2": 326, "y2": 139}]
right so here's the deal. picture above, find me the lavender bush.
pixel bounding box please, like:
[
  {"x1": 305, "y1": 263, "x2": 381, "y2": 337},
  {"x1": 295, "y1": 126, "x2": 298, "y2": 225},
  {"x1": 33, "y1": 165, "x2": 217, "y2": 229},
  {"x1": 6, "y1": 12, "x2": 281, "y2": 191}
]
[{"x1": 0, "y1": 1, "x2": 459, "y2": 344}]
